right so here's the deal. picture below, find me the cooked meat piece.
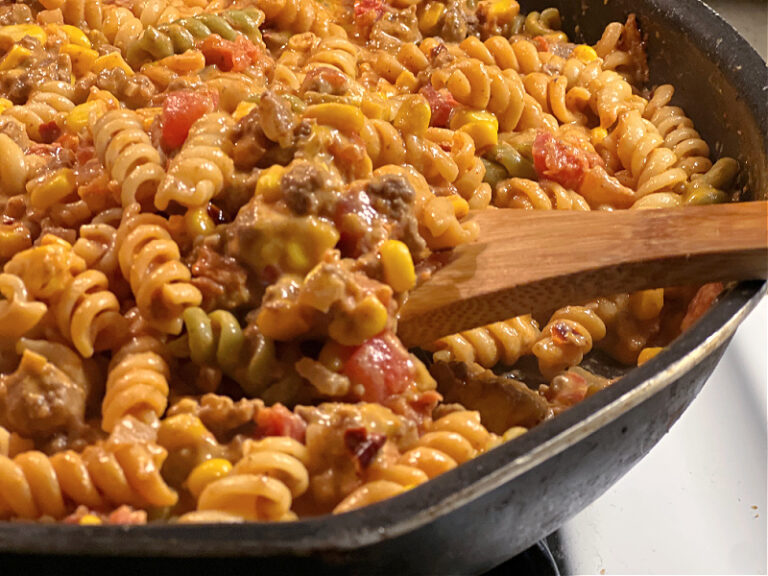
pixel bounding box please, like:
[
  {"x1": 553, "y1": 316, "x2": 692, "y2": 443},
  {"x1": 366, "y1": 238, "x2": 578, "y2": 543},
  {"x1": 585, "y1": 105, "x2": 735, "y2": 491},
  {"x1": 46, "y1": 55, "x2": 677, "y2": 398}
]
[
  {"x1": 0, "y1": 39, "x2": 71, "y2": 104},
  {"x1": 430, "y1": 362, "x2": 547, "y2": 432},
  {"x1": 259, "y1": 90, "x2": 295, "y2": 147},
  {"x1": 167, "y1": 393, "x2": 264, "y2": 440},
  {"x1": 0, "y1": 116, "x2": 30, "y2": 149},
  {"x1": 74, "y1": 68, "x2": 157, "y2": 109},
  {"x1": 188, "y1": 243, "x2": 252, "y2": 311},
  {"x1": 0, "y1": 3, "x2": 33, "y2": 25},
  {"x1": 0, "y1": 350, "x2": 87, "y2": 438},
  {"x1": 439, "y1": 0, "x2": 478, "y2": 42},
  {"x1": 365, "y1": 173, "x2": 428, "y2": 259},
  {"x1": 281, "y1": 161, "x2": 338, "y2": 216}
]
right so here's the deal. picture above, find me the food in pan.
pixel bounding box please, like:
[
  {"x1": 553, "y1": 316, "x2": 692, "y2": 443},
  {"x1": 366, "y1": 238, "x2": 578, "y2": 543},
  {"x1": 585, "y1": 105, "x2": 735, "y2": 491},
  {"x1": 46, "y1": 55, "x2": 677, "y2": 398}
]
[{"x1": 0, "y1": 0, "x2": 738, "y2": 524}]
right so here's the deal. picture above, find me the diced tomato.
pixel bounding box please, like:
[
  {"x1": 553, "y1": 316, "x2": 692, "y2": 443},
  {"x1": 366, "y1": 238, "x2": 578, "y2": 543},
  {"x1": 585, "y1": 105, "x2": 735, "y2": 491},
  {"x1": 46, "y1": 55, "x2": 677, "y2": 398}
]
[
  {"x1": 344, "y1": 426, "x2": 386, "y2": 470},
  {"x1": 256, "y1": 403, "x2": 307, "y2": 442},
  {"x1": 199, "y1": 34, "x2": 261, "y2": 73},
  {"x1": 161, "y1": 89, "x2": 218, "y2": 150},
  {"x1": 107, "y1": 506, "x2": 148, "y2": 525},
  {"x1": 419, "y1": 84, "x2": 459, "y2": 128},
  {"x1": 532, "y1": 131, "x2": 603, "y2": 190},
  {"x1": 342, "y1": 332, "x2": 413, "y2": 403},
  {"x1": 542, "y1": 371, "x2": 589, "y2": 411},
  {"x1": 532, "y1": 36, "x2": 550, "y2": 52},
  {"x1": 681, "y1": 282, "x2": 724, "y2": 332},
  {"x1": 354, "y1": 0, "x2": 384, "y2": 29},
  {"x1": 39, "y1": 120, "x2": 61, "y2": 143}
]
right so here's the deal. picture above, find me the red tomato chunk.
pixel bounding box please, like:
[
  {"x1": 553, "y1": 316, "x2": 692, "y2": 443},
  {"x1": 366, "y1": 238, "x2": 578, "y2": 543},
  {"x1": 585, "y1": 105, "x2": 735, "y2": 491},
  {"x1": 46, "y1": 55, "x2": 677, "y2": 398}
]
[
  {"x1": 200, "y1": 34, "x2": 261, "y2": 73},
  {"x1": 343, "y1": 332, "x2": 413, "y2": 403},
  {"x1": 420, "y1": 84, "x2": 459, "y2": 128},
  {"x1": 161, "y1": 89, "x2": 219, "y2": 150},
  {"x1": 257, "y1": 403, "x2": 307, "y2": 442},
  {"x1": 532, "y1": 131, "x2": 602, "y2": 190},
  {"x1": 354, "y1": 0, "x2": 384, "y2": 29}
]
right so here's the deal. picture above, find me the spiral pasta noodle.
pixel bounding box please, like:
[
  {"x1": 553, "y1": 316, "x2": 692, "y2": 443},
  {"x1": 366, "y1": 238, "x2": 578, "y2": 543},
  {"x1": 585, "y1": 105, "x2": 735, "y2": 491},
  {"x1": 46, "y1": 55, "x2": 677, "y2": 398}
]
[{"x1": 0, "y1": 0, "x2": 742, "y2": 523}]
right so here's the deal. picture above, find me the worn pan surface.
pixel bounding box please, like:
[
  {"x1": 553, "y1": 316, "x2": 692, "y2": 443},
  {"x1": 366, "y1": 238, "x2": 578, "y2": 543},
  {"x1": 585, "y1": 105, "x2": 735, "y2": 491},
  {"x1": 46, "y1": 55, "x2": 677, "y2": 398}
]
[{"x1": 1, "y1": 0, "x2": 766, "y2": 573}]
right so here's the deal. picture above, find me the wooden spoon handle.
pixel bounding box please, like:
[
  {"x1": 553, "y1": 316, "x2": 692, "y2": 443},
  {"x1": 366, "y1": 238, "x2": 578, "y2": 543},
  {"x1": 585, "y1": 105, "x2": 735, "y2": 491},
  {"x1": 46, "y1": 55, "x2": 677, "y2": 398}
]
[{"x1": 398, "y1": 201, "x2": 768, "y2": 348}]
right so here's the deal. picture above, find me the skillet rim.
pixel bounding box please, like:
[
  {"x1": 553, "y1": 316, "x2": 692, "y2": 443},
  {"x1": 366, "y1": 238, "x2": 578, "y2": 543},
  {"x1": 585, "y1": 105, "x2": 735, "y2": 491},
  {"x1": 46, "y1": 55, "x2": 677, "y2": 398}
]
[{"x1": 0, "y1": 0, "x2": 765, "y2": 557}]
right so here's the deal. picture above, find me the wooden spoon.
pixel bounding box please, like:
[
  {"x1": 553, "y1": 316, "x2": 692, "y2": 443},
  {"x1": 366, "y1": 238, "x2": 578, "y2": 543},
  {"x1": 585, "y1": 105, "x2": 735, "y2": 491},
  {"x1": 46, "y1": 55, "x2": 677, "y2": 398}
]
[{"x1": 397, "y1": 201, "x2": 768, "y2": 348}]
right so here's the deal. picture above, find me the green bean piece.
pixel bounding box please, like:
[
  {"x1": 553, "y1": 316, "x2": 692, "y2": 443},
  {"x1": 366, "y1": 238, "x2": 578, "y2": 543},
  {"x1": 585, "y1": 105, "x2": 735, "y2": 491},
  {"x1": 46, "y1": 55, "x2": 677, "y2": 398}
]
[
  {"x1": 197, "y1": 14, "x2": 238, "y2": 41},
  {"x1": 209, "y1": 310, "x2": 244, "y2": 373},
  {"x1": 481, "y1": 158, "x2": 508, "y2": 188},
  {"x1": 225, "y1": 10, "x2": 258, "y2": 37},
  {"x1": 696, "y1": 157, "x2": 740, "y2": 189},
  {"x1": 488, "y1": 143, "x2": 538, "y2": 180},
  {"x1": 183, "y1": 307, "x2": 216, "y2": 366},
  {"x1": 540, "y1": 8, "x2": 562, "y2": 31},
  {"x1": 510, "y1": 14, "x2": 525, "y2": 36},
  {"x1": 165, "y1": 23, "x2": 195, "y2": 53}
]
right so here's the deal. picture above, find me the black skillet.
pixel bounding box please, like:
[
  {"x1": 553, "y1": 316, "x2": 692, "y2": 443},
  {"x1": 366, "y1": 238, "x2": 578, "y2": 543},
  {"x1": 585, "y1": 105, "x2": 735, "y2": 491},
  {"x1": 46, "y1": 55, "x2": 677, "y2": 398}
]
[{"x1": 0, "y1": 0, "x2": 765, "y2": 573}]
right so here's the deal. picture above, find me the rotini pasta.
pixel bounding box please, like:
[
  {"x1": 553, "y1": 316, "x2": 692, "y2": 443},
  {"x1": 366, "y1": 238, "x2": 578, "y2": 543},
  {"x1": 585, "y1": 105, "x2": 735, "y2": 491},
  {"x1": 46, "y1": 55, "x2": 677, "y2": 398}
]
[{"x1": 0, "y1": 0, "x2": 741, "y2": 524}]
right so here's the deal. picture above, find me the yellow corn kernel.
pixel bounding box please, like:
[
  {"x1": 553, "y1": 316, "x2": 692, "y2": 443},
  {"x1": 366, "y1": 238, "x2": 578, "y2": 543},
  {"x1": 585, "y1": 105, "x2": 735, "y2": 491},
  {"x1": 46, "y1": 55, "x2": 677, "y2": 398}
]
[
  {"x1": 573, "y1": 45, "x2": 598, "y2": 63},
  {"x1": 629, "y1": 288, "x2": 664, "y2": 321},
  {"x1": 59, "y1": 24, "x2": 91, "y2": 47},
  {"x1": 318, "y1": 340, "x2": 350, "y2": 372},
  {"x1": 0, "y1": 97, "x2": 12, "y2": 113},
  {"x1": 93, "y1": 52, "x2": 134, "y2": 76},
  {"x1": 0, "y1": 25, "x2": 46, "y2": 49},
  {"x1": 30, "y1": 169, "x2": 76, "y2": 211},
  {"x1": 158, "y1": 414, "x2": 215, "y2": 450},
  {"x1": 304, "y1": 103, "x2": 365, "y2": 133},
  {"x1": 65, "y1": 100, "x2": 107, "y2": 132},
  {"x1": 380, "y1": 239, "x2": 416, "y2": 293},
  {"x1": 361, "y1": 92, "x2": 389, "y2": 120},
  {"x1": 154, "y1": 49, "x2": 205, "y2": 76},
  {"x1": 255, "y1": 165, "x2": 285, "y2": 201},
  {"x1": 285, "y1": 241, "x2": 310, "y2": 272},
  {"x1": 419, "y1": 2, "x2": 445, "y2": 33},
  {"x1": 488, "y1": 0, "x2": 517, "y2": 18},
  {"x1": 233, "y1": 101, "x2": 257, "y2": 121},
  {"x1": 447, "y1": 195, "x2": 470, "y2": 218},
  {"x1": 87, "y1": 89, "x2": 120, "y2": 109},
  {"x1": 135, "y1": 106, "x2": 162, "y2": 131},
  {"x1": 451, "y1": 110, "x2": 499, "y2": 150},
  {"x1": 185, "y1": 207, "x2": 215, "y2": 237},
  {"x1": 395, "y1": 70, "x2": 419, "y2": 93},
  {"x1": 257, "y1": 303, "x2": 311, "y2": 341},
  {"x1": 393, "y1": 95, "x2": 431, "y2": 137},
  {"x1": 78, "y1": 514, "x2": 103, "y2": 525},
  {"x1": 590, "y1": 127, "x2": 608, "y2": 146},
  {"x1": 61, "y1": 44, "x2": 99, "y2": 77},
  {"x1": 0, "y1": 45, "x2": 32, "y2": 72},
  {"x1": 187, "y1": 459, "x2": 233, "y2": 499},
  {"x1": 637, "y1": 347, "x2": 663, "y2": 366},
  {"x1": 329, "y1": 295, "x2": 388, "y2": 346}
]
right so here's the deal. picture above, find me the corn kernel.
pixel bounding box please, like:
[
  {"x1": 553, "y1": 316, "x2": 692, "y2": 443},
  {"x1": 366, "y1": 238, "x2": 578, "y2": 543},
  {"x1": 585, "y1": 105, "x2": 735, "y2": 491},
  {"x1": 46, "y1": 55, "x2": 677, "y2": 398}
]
[
  {"x1": 304, "y1": 103, "x2": 365, "y2": 133},
  {"x1": 393, "y1": 95, "x2": 431, "y2": 137},
  {"x1": 573, "y1": 45, "x2": 598, "y2": 63},
  {"x1": 0, "y1": 25, "x2": 46, "y2": 49},
  {"x1": 78, "y1": 514, "x2": 102, "y2": 525},
  {"x1": 637, "y1": 347, "x2": 663, "y2": 366},
  {"x1": 233, "y1": 101, "x2": 257, "y2": 121},
  {"x1": 61, "y1": 44, "x2": 99, "y2": 77},
  {"x1": 187, "y1": 458, "x2": 233, "y2": 499},
  {"x1": 93, "y1": 52, "x2": 134, "y2": 76},
  {"x1": 154, "y1": 49, "x2": 205, "y2": 76},
  {"x1": 590, "y1": 127, "x2": 608, "y2": 146},
  {"x1": 419, "y1": 2, "x2": 445, "y2": 33},
  {"x1": 447, "y1": 195, "x2": 470, "y2": 218},
  {"x1": 184, "y1": 207, "x2": 215, "y2": 237},
  {"x1": 257, "y1": 304, "x2": 311, "y2": 341},
  {"x1": 0, "y1": 45, "x2": 32, "y2": 72},
  {"x1": 361, "y1": 92, "x2": 389, "y2": 120},
  {"x1": 451, "y1": 109, "x2": 499, "y2": 150},
  {"x1": 0, "y1": 97, "x2": 12, "y2": 113},
  {"x1": 158, "y1": 414, "x2": 215, "y2": 450},
  {"x1": 380, "y1": 240, "x2": 416, "y2": 293},
  {"x1": 629, "y1": 289, "x2": 664, "y2": 321},
  {"x1": 285, "y1": 241, "x2": 310, "y2": 272},
  {"x1": 329, "y1": 295, "x2": 388, "y2": 346},
  {"x1": 255, "y1": 165, "x2": 285, "y2": 201},
  {"x1": 59, "y1": 24, "x2": 91, "y2": 47},
  {"x1": 488, "y1": 0, "x2": 517, "y2": 18},
  {"x1": 318, "y1": 340, "x2": 350, "y2": 372},
  {"x1": 65, "y1": 100, "x2": 107, "y2": 133},
  {"x1": 395, "y1": 70, "x2": 419, "y2": 93},
  {"x1": 30, "y1": 169, "x2": 76, "y2": 211}
]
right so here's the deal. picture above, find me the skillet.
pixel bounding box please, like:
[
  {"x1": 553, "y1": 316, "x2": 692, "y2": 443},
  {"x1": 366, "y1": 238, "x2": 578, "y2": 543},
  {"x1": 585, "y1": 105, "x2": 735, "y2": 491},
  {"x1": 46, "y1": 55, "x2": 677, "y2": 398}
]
[{"x1": 0, "y1": 0, "x2": 765, "y2": 573}]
